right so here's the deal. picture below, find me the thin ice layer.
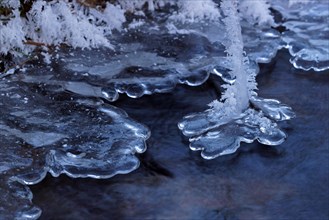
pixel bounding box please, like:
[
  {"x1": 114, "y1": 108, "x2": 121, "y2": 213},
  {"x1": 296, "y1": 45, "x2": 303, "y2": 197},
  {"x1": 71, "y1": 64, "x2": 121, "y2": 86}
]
[
  {"x1": 15, "y1": 9, "x2": 285, "y2": 102},
  {"x1": 0, "y1": 180, "x2": 41, "y2": 220},
  {"x1": 20, "y1": 34, "x2": 214, "y2": 100},
  {"x1": 178, "y1": 95, "x2": 295, "y2": 159},
  {"x1": 272, "y1": 0, "x2": 329, "y2": 71},
  {"x1": 0, "y1": 76, "x2": 149, "y2": 219}
]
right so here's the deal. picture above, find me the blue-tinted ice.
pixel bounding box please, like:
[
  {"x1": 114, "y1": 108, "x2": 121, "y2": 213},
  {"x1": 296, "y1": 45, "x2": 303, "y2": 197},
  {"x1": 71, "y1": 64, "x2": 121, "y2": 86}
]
[
  {"x1": 1, "y1": 17, "x2": 282, "y2": 219},
  {"x1": 0, "y1": 76, "x2": 149, "y2": 219},
  {"x1": 1, "y1": 1, "x2": 328, "y2": 218},
  {"x1": 20, "y1": 30, "x2": 219, "y2": 101},
  {"x1": 178, "y1": 95, "x2": 295, "y2": 159},
  {"x1": 272, "y1": 0, "x2": 329, "y2": 71},
  {"x1": 16, "y1": 12, "x2": 287, "y2": 103}
]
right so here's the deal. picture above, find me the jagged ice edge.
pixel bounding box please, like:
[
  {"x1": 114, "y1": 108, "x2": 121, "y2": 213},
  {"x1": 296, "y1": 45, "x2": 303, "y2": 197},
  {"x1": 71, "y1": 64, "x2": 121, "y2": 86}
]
[{"x1": 178, "y1": 0, "x2": 295, "y2": 159}]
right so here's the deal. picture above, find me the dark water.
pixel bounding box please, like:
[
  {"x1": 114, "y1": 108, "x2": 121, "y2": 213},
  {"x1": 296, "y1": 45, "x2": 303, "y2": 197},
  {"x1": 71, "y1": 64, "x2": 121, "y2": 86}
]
[{"x1": 30, "y1": 50, "x2": 329, "y2": 220}]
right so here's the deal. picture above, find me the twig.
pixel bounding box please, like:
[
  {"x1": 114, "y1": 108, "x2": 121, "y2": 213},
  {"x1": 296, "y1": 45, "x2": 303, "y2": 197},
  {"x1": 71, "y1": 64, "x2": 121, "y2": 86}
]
[{"x1": 23, "y1": 40, "x2": 49, "y2": 47}]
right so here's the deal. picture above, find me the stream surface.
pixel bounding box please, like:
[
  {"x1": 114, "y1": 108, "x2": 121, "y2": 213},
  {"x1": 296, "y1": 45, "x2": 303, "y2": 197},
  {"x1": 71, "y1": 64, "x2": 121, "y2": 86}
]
[{"x1": 30, "y1": 50, "x2": 329, "y2": 220}]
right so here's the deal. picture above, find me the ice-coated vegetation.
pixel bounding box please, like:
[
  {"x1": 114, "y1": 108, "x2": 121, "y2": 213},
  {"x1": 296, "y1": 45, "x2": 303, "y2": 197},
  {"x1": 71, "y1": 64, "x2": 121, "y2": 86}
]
[
  {"x1": 0, "y1": 0, "x2": 122, "y2": 56},
  {"x1": 0, "y1": 0, "x2": 220, "y2": 57},
  {"x1": 1, "y1": 0, "x2": 327, "y2": 71},
  {"x1": 0, "y1": 0, "x2": 328, "y2": 219},
  {"x1": 178, "y1": 0, "x2": 294, "y2": 159}
]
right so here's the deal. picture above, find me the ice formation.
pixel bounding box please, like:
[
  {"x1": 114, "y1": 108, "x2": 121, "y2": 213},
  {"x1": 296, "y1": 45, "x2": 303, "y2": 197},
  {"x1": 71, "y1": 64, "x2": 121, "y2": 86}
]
[
  {"x1": 0, "y1": 75, "x2": 149, "y2": 218},
  {"x1": 178, "y1": 0, "x2": 294, "y2": 159},
  {"x1": 0, "y1": 0, "x2": 328, "y2": 219},
  {"x1": 272, "y1": 0, "x2": 329, "y2": 71}
]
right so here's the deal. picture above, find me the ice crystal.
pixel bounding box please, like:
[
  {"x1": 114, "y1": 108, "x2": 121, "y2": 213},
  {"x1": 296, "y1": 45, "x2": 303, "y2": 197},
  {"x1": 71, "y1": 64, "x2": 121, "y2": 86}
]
[
  {"x1": 0, "y1": 9, "x2": 27, "y2": 56},
  {"x1": 272, "y1": 0, "x2": 329, "y2": 71},
  {"x1": 239, "y1": 0, "x2": 274, "y2": 26},
  {"x1": 178, "y1": 0, "x2": 295, "y2": 159},
  {"x1": 170, "y1": 0, "x2": 221, "y2": 23},
  {"x1": 188, "y1": 109, "x2": 288, "y2": 159},
  {"x1": 1, "y1": 0, "x2": 327, "y2": 71},
  {"x1": 0, "y1": 75, "x2": 149, "y2": 218},
  {"x1": 0, "y1": 0, "x2": 328, "y2": 218},
  {"x1": 0, "y1": 0, "x2": 221, "y2": 57}
]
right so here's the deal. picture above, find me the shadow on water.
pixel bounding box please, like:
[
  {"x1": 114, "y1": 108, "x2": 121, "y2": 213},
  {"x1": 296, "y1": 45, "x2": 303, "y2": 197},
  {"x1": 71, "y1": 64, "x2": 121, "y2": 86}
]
[{"x1": 31, "y1": 50, "x2": 329, "y2": 220}]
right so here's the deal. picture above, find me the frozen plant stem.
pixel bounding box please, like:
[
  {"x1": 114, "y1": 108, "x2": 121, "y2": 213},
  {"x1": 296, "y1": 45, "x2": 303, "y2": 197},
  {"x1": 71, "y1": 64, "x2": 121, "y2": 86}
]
[
  {"x1": 221, "y1": 0, "x2": 250, "y2": 114},
  {"x1": 178, "y1": 0, "x2": 295, "y2": 159},
  {"x1": 208, "y1": 0, "x2": 257, "y2": 121}
]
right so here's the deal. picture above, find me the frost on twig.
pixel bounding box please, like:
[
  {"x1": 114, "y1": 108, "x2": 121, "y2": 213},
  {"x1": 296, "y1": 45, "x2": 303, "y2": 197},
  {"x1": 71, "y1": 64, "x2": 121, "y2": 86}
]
[
  {"x1": 0, "y1": 0, "x2": 221, "y2": 58},
  {"x1": 239, "y1": 0, "x2": 274, "y2": 26},
  {"x1": 0, "y1": 0, "x2": 123, "y2": 56},
  {"x1": 1, "y1": 0, "x2": 327, "y2": 73},
  {"x1": 178, "y1": 0, "x2": 295, "y2": 159}
]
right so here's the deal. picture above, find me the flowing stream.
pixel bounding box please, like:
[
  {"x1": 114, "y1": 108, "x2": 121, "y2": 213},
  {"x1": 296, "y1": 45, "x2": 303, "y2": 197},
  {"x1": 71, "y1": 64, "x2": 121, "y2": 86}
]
[
  {"x1": 28, "y1": 50, "x2": 329, "y2": 220},
  {"x1": 0, "y1": 1, "x2": 328, "y2": 218}
]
